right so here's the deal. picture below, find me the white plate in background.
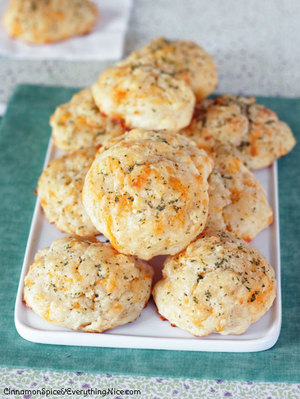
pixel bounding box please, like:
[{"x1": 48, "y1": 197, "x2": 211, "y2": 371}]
[{"x1": 15, "y1": 140, "x2": 281, "y2": 352}]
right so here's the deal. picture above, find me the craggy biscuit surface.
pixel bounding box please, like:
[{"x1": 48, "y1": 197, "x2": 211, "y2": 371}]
[
  {"x1": 50, "y1": 88, "x2": 126, "y2": 152},
  {"x1": 180, "y1": 95, "x2": 296, "y2": 169},
  {"x1": 206, "y1": 153, "x2": 273, "y2": 241},
  {"x1": 83, "y1": 129, "x2": 213, "y2": 260},
  {"x1": 153, "y1": 231, "x2": 276, "y2": 336},
  {"x1": 118, "y1": 37, "x2": 217, "y2": 99},
  {"x1": 3, "y1": 0, "x2": 98, "y2": 44},
  {"x1": 24, "y1": 236, "x2": 153, "y2": 332},
  {"x1": 37, "y1": 147, "x2": 99, "y2": 236},
  {"x1": 92, "y1": 65, "x2": 195, "y2": 130}
]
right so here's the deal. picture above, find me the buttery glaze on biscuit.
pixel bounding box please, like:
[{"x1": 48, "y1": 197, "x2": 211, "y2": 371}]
[
  {"x1": 3, "y1": 0, "x2": 98, "y2": 44},
  {"x1": 206, "y1": 153, "x2": 273, "y2": 241},
  {"x1": 37, "y1": 147, "x2": 99, "y2": 236},
  {"x1": 153, "y1": 231, "x2": 276, "y2": 336},
  {"x1": 92, "y1": 65, "x2": 195, "y2": 130},
  {"x1": 118, "y1": 37, "x2": 217, "y2": 99},
  {"x1": 24, "y1": 236, "x2": 153, "y2": 332},
  {"x1": 180, "y1": 95, "x2": 296, "y2": 169},
  {"x1": 83, "y1": 129, "x2": 213, "y2": 260},
  {"x1": 50, "y1": 88, "x2": 126, "y2": 152}
]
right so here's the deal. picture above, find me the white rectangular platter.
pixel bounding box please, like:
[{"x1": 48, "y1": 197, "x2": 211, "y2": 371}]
[{"x1": 15, "y1": 140, "x2": 281, "y2": 352}]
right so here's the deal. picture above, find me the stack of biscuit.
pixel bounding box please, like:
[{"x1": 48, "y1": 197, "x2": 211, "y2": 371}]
[{"x1": 24, "y1": 37, "x2": 296, "y2": 337}]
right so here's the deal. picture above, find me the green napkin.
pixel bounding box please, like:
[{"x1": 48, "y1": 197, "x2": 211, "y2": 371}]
[{"x1": 0, "y1": 85, "x2": 299, "y2": 382}]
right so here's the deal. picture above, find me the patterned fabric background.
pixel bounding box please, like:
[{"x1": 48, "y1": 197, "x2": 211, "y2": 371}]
[{"x1": 0, "y1": 368, "x2": 299, "y2": 399}]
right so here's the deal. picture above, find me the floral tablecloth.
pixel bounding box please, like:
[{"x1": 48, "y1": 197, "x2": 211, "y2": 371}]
[{"x1": 1, "y1": 368, "x2": 299, "y2": 399}]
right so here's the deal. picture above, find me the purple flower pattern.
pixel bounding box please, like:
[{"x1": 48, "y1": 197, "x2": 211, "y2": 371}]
[{"x1": 1, "y1": 368, "x2": 297, "y2": 398}]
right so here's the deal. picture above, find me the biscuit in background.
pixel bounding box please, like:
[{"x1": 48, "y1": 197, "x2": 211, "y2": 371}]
[
  {"x1": 83, "y1": 129, "x2": 213, "y2": 260},
  {"x1": 118, "y1": 37, "x2": 217, "y2": 99},
  {"x1": 206, "y1": 153, "x2": 273, "y2": 241},
  {"x1": 50, "y1": 88, "x2": 126, "y2": 153},
  {"x1": 153, "y1": 231, "x2": 276, "y2": 336},
  {"x1": 92, "y1": 65, "x2": 195, "y2": 131},
  {"x1": 24, "y1": 236, "x2": 153, "y2": 332},
  {"x1": 180, "y1": 95, "x2": 296, "y2": 169},
  {"x1": 37, "y1": 147, "x2": 99, "y2": 236},
  {"x1": 3, "y1": 0, "x2": 98, "y2": 44}
]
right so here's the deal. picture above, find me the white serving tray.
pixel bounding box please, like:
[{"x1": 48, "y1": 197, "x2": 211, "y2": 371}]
[{"x1": 15, "y1": 140, "x2": 282, "y2": 352}]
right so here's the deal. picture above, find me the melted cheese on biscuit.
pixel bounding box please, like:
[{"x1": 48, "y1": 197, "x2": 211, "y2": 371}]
[
  {"x1": 206, "y1": 153, "x2": 273, "y2": 241},
  {"x1": 92, "y1": 65, "x2": 195, "y2": 131},
  {"x1": 50, "y1": 88, "x2": 125, "y2": 152},
  {"x1": 24, "y1": 236, "x2": 153, "y2": 332},
  {"x1": 83, "y1": 129, "x2": 213, "y2": 260},
  {"x1": 153, "y1": 231, "x2": 276, "y2": 336},
  {"x1": 180, "y1": 95, "x2": 296, "y2": 169},
  {"x1": 118, "y1": 37, "x2": 217, "y2": 99},
  {"x1": 37, "y1": 147, "x2": 99, "y2": 236}
]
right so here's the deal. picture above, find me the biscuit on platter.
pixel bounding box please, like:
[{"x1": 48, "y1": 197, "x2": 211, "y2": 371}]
[
  {"x1": 2, "y1": 0, "x2": 98, "y2": 44},
  {"x1": 118, "y1": 37, "x2": 217, "y2": 99},
  {"x1": 23, "y1": 236, "x2": 153, "y2": 332},
  {"x1": 181, "y1": 98, "x2": 249, "y2": 152},
  {"x1": 231, "y1": 97, "x2": 296, "y2": 169},
  {"x1": 180, "y1": 95, "x2": 296, "y2": 169},
  {"x1": 153, "y1": 231, "x2": 276, "y2": 336},
  {"x1": 91, "y1": 65, "x2": 195, "y2": 130},
  {"x1": 82, "y1": 129, "x2": 213, "y2": 260},
  {"x1": 37, "y1": 147, "x2": 99, "y2": 236},
  {"x1": 206, "y1": 153, "x2": 273, "y2": 241},
  {"x1": 50, "y1": 88, "x2": 126, "y2": 152}
]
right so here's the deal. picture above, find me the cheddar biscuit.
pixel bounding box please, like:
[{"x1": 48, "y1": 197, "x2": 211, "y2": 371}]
[
  {"x1": 206, "y1": 153, "x2": 273, "y2": 241},
  {"x1": 180, "y1": 95, "x2": 296, "y2": 169},
  {"x1": 24, "y1": 236, "x2": 153, "y2": 332},
  {"x1": 118, "y1": 37, "x2": 217, "y2": 99},
  {"x1": 153, "y1": 231, "x2": 276, "y2": 336},
  {"x1": 233, "y1": 98, "x2": 296, "y2": 169},
  {"x1": 92, "y1": 65, "x2": 195, "y2": 130},
  {"x1": 50, "y1": 88, "x2": 126, "y2": 152},
  {"x1": 3, "y1": 0, "x2": 98, "y2": 44},
  {"x1": 83, "y1": 129, "x2": 213, "y2": 260},
  {"x1": 37, "y1": 147, "x2": 99, "y2": 236}
]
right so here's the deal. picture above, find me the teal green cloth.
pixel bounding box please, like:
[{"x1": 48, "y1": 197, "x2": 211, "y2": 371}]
[{"x1": 0, "y1": 85, "x2": 299, "y2": 382}]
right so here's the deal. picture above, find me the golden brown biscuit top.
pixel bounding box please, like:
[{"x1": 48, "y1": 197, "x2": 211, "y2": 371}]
[
  {"x1": 24, "y1": 236, "x2": 153, "y2": 332},
  {"x1": 153, "y1": 231, "x2": 276, "y2": 336},
  {"x1": 50, "y1": 88, "x2": 125, "y2": 152},
  {"x1": 180, "y1": 95, "x2": 296, "y2": 169},
  {"x1": 83, "y1": 129, "x2": 213, "y2": 259},
  {"x1": 37, "y1": 147, "x2": 99, "y2": 236},
  {"x1": 92, "y1": 65, "x2": 196, "y2": 130},
  {"x1": 118, "y1": 37, "x2": 217, "y2": 99},
  {"x1": 206, "y1": 152, "x2": 273, "y2": 241}
]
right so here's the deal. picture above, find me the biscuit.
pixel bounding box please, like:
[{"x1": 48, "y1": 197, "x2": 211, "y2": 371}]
[
  {"x1": 23, "y1": 236, "x2": 153, "y2": 332},
  {"x1": 153, "y1": 231, "x2": 276, "y2": 336},
  {"x1": 82, "y1": 129, "x2": 213, "y2": 260},
  {"x1": 233, "y1": 98, "x2": 296, "y2": 169},
  {"x1": 206, "y1": 153, "x2": 273, "y2": 241},
  {"x1": 92, "y1": 65, "x2": 195, "y2": 130},
  {"x1": 2, "y1": 0, "x2": 98, "y2": 44},
  {"x1": 37, "y1": 147, "x2": 99, "y2": 236},
  {"x1": 50, "y1": 88, "x2": 126, "y2": 152},
  {"x1": 118, "y1": 37, "x2": 217, "y2": 99},
  {"x1": 180, "y1": 95, "x2": 296, "y2": 169}
]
